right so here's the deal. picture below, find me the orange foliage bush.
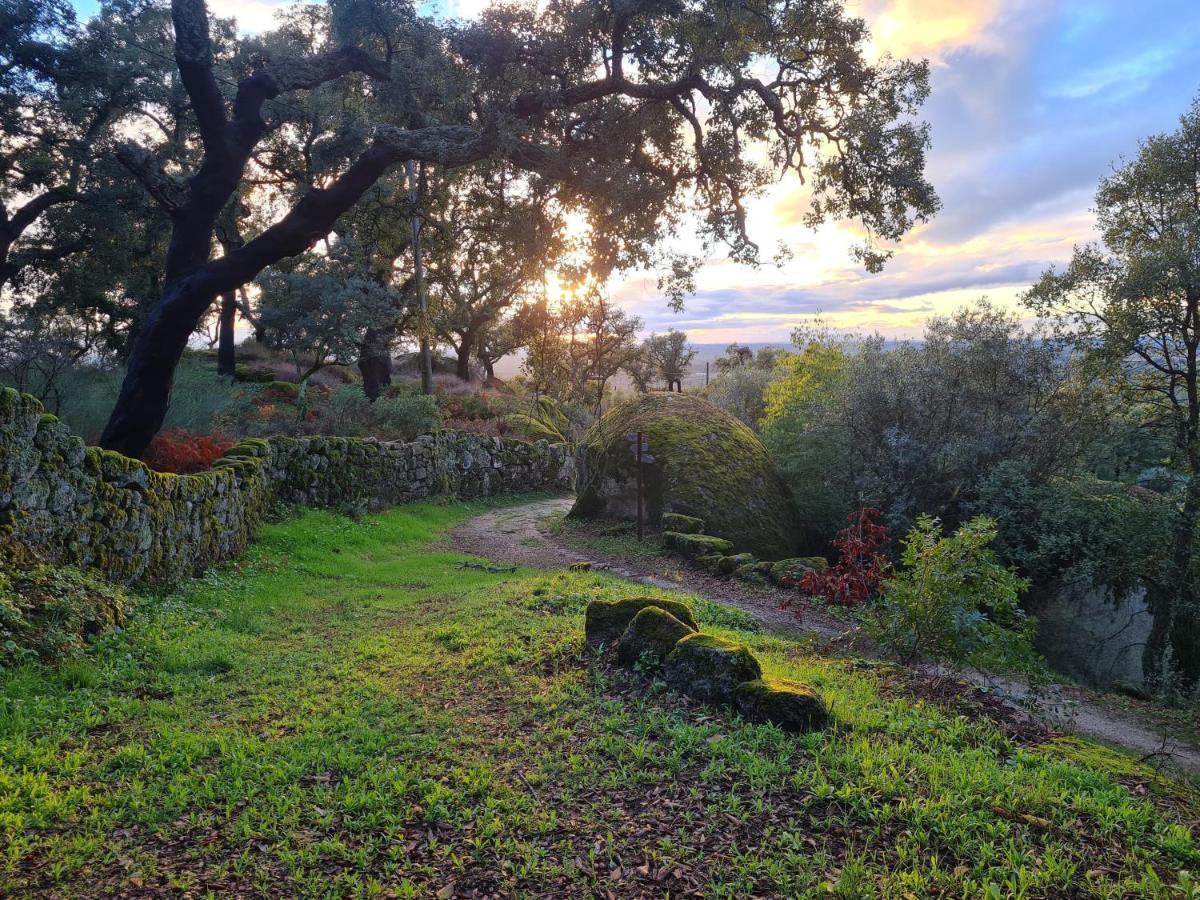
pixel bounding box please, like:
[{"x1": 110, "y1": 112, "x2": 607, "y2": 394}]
[{"x1": 144, "y1": 428, "x2": 235, "y2": 474}]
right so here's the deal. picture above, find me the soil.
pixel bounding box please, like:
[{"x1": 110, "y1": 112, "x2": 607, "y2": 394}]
[{"x1": 449, "y1": 495, "x2": 1200, "y2": 777}]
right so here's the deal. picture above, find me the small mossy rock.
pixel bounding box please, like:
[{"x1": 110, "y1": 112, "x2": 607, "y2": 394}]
[
  {"x1": 695, "y1": 553, "x2": 724, "y2": 573},
  {"x1": 735, "y1": 560, "x2": 774, "y2": 582},
  {"x1": 263, "y1": 380, "x2": 300, "y2": 400},
  {"x1": 661, "y1": 512, "x2": 704, "y2": 534},
  {"x1": 570, "y1": 393, "x2": 799, "y2": 558},
  {"x1": 734, "y1": 678, "x2": 830, "y2": 733},
  {"x1": 585, "y1": 597, "x2": 699, "y2": 647},
  {"x1": 662, "y1": 632, "x2": 763, "y2": 705},
  {"x1": 716, "y1": 552, "x2": 755, "y2": 575},
  {"x1": 664, "y1": 532, "x2": 734, "y2": 559},
  {"x1": 616, "y1": 606, "x2": 696, "y2": 669},
  {"x1": 769, "y1": 556, "x2": 830, "y2": 587}
]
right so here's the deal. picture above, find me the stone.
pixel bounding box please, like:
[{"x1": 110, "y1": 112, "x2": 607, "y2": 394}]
[
  {"x1": 734, "y1": 560, "x2": 775, "y2": 582},
  {"x1": 584, "y1": 596, "x2": 699, "y2": 647},
  {"x1": 661, "y1": 512, "x2": 704, "y2": 534},
  {"x1": 663, "y1": 532, "x2": 734, "y2": 558},
  {"x1": 733, "y1": 679, "x2": 830, "y2": 732},
  {"x1": 570, "y1": 393, "x2": 800, "y2": 559},
  {"x1": 716, "y1": 552, "x2": 756, "y2": 575},
  {"x1": 662, "y1": 632, "x2": 763, "y2": 705},
  {"x1": 616, "y1": 606, "x2": 696, "y2": 669}
]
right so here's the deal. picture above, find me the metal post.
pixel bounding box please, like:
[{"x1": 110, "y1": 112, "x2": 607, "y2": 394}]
[
  {"x1": 705, "y1": 361, "x2": 709, "y2": 386},
  {"x1": 636, "y1": 430, "x2": 644, "y2": 542}
]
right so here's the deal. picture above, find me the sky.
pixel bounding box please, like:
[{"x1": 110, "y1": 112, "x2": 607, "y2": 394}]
[{"x1": 71, "y1": 0, "x2": 1200, "y2": 343}]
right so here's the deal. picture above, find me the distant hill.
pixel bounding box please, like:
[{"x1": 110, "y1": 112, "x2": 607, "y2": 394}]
[{"x1": 490, "y1": 341, "x2": 794, "y2": 388}]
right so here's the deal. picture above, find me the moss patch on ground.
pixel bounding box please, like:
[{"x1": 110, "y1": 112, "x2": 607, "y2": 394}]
[{"x1": 1, "y1": 500, "x2": 1197, "y2": 897}]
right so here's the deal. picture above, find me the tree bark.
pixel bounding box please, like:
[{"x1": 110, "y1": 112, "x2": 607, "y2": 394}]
[
  {"x1": 358, "y1": 326, "x2": 394, "y2": 401},
  {"x1": 217, "y1": 290, "x2": 237, "y2": 377},
  {"x1": 454, "y1": 329, "x2": 476, "y2": 381}
]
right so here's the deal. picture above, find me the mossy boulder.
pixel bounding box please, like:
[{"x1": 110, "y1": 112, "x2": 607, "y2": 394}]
[
  {"x1": 570, "y1": 393, "x2": 799, "y2": 559},
  {"x1": 769, "y1": 557, "x2": 830, "y2": 587},
  {"x1": 662, "y1": 632, "x2": 763, "y2": 705},
  {"x1": 716, "y1": 552, "x2": 756, "y2": 575},
  {"x1": 263, "y1": 380, "x2": 300, "y2": 400},
  {"x1": 585, "y1": 597, "x2": 699, "y2": 647},
  {"x1": 734, "y1": 678, "x2": 830, "y2": 733},
  {"x1": 616, "y1": 606, "x2": 696, "y2": 669},
  {"x1": 735, "y1": 560, "x2": 775, "y2": 582},
  {"x1": 661, "y1": 512, "x2": 704, "y2": 534},
  {"x1": 664, "y1": 532, "x2": 734, "y2": 559}
]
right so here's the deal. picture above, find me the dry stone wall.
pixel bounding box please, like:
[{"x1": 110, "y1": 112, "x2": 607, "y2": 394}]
[{"x1": 0, "y1": 388, "x2": 572, "y2": 585}]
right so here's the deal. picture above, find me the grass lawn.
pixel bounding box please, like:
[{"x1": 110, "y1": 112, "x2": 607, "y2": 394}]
[{"x1": 2, "y1": 498, "x2": 1198, "y2": 898}]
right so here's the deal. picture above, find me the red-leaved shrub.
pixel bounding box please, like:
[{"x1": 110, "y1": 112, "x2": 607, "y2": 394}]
[
  {"x1": 799, "y1": 508, "x2": 892, "y2": 607},
  {"x1": 144, "y1": 428, "x2": 235, "y2": 474}
]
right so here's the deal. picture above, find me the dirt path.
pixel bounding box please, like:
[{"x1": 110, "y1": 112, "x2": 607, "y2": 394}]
[{"x1": 450, "y1": 495, "x2": 1200, "y2": 776}]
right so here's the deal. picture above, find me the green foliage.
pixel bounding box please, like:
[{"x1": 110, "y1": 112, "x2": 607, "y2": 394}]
[
  {"x1": 505, "y1": 396, "x2": 570, "y2": 444},
  {"x1": 373, "y1": 394, "x2": 443, "y2": 440},
  {"x1": 314, "y1": 386, "x2": 443, "y2": 440},
  {"x1": 760, "y1": 339, "x2": 853, "y2": 549},
  {"x1": 970, "y1": 466, "x2": 1171, "y2": 596},
  {"x1": 864, "y1": 516, "x2": 1040, "y2": 676},
  {"x1": 1025, "y1": 95, "x2": 1200, "y2": 689}
]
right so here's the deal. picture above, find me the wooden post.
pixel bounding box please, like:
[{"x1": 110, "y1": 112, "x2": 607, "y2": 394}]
[{"x1": 705, "y1": 361, "x2": 709, "y2": 385}]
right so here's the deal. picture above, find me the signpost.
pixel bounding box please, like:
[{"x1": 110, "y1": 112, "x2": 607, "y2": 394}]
[{"x1": 625, "y1": 432, "x2": 653, "y2": 541}]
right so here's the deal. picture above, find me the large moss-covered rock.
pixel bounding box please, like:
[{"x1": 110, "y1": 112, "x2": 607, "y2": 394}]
[
  {"x1": 662, "y1": 632, "x2": 763, "y2": 705},
  {"x1": 570, "y1": 393, "x2": 799, "y2": 559},
  {"x1": 584, "y1": 596, "x2": 699, "y2": 647},
  {"x1": 616, "y1": 606, "x2": 696, "y2": 669},
  {"x1": 734, "y1": 678, "x2": 830, "y2": 732}
]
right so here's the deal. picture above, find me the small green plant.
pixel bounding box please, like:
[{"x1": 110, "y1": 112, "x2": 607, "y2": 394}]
[{"x1": 863, "y1": 515, "x2": 1041, "y2": 675}]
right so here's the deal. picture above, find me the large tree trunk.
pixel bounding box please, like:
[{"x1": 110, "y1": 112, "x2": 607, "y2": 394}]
[
  {"x1": 217, "y1": 290, "x2": 237, "y2": 377},
  {"x1": 454, "y1": 331, "x2": 475, "y2": 381},
  {"x1": 358, "y1": 327, "x2": 394, "y2": 401}
]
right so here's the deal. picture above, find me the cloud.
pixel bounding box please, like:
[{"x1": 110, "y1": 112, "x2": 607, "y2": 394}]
[{"x1": 207, "y1": 0, "x2": 293, "y2": 34}]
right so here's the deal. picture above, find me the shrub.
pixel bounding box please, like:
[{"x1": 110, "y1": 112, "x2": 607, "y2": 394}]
[
  {"x1": 0, "y1": 541, "x2": 128, "y2": 665},
  {"x1": 373, "y1": 394, "x2": 442, "y2": 440},
  {"x1": 798, "y1": 508, "x2": 891, "y2": 607},
  {"x1": 144, "y1": 427, "x2": 235, "y2": 474},
  {"x1": 320, "y1": 385, "x2": 373, "y2": 435},
  {"x1": 864, "y1": 515, "x2": 1040, "y2": 674}
]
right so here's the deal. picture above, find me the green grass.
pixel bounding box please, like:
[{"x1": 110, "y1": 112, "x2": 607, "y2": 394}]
[{"x1": 2, "y1": 500, "x2": 1198, "y2": 897}]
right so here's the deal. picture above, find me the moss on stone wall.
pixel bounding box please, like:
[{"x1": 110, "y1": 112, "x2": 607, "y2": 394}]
[
  {"x1": 571, "y1": 393, "x2": 799, "y2": 559},
  {"x1": 0, "y1": 387, "x2": 572, "y2": 587}
]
